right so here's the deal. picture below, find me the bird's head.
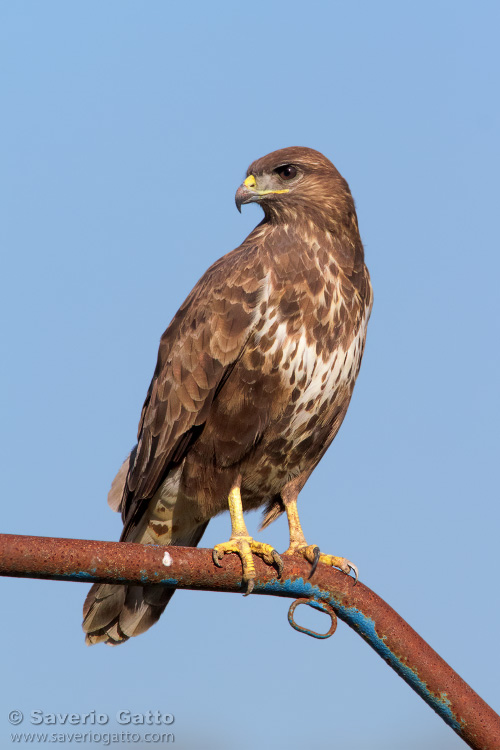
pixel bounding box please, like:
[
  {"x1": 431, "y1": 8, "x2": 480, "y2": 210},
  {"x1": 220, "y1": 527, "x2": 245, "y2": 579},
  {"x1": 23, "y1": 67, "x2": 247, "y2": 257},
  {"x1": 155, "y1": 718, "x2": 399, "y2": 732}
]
[{"x1": 235, "y1": 146, "x2": 354, "y2": 229}]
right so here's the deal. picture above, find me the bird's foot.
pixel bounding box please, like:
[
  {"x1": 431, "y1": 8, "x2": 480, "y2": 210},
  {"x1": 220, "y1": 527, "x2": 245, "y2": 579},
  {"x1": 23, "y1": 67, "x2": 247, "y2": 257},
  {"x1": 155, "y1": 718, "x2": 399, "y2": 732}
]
[
  {"x1": 213, "y1": 536, "x2": 283, "y2": 595},
  {"x1": 285, "y1": 543, "x2": 358, "y2": 583}
]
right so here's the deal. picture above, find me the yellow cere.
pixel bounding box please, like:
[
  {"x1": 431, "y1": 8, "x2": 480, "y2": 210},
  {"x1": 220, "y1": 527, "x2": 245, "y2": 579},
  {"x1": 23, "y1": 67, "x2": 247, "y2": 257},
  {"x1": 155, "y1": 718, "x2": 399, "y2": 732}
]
[{"x1": 244, "y1": 173, "x2": 289, "y2": 196}]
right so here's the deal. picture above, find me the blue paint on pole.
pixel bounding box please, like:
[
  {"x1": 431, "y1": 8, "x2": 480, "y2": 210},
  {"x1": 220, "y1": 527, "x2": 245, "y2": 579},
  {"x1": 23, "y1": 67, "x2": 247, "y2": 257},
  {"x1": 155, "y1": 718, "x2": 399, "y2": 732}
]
[
  {"x1": 42, "y1": 566, "x2": 463, "y2": 735},
  {"x1": 257, "y1": 576, "x2": 462, "y2": 734},
  {"x1": 336, "y1": 605, "x2": 461, "y2": 732}
]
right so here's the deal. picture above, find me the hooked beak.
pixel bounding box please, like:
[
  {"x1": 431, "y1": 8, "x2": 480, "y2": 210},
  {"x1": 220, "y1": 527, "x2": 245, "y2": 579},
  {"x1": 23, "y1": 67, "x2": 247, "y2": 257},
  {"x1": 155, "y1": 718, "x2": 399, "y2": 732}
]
[
  {"x1": 235, "y1": 175, "x2": 258, "y2": 213},
  {"x1": 235, "y1": 173, "x2": 290, "y2": 213}
]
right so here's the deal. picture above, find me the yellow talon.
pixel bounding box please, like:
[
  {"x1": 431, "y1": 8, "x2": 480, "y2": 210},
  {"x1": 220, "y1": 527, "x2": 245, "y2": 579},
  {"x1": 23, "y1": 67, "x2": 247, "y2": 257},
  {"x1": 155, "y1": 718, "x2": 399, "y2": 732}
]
[
  {"x1": 213, "y1": 483, "x2": 283, "y2": 594},
  {"x1": 213, "y1": 537, "x2": 255, "y2": 578},
  {"x1": 283, "y1": 497, "x2": 358, "y2": 582},
  {"x1": 285, "y1": 543, "x2": 358, "y2": 582},
  {"x1": 213, "y1": 537, "x2": 283, "y2": 595}
]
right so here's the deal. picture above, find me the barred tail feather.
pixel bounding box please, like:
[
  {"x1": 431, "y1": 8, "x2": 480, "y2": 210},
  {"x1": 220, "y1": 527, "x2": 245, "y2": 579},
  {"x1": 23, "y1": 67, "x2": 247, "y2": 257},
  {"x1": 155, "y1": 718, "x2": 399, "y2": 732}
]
[
  {"x1": 83, "y1": 461, "x2": 208, "y2": 645},
  {"x1": 83, "y1": 583, "x2": 175, "y2": 646},
  {"x1": 82, "y1": 518, "x2": 207, "y2": 646}
]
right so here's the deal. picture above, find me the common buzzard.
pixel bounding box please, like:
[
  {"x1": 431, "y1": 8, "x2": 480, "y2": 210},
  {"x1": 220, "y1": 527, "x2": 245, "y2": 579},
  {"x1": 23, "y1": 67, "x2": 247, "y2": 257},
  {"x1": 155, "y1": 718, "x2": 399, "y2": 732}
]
[{"x1": 83, "y1": 146, "x2": 373, "y2": 645}]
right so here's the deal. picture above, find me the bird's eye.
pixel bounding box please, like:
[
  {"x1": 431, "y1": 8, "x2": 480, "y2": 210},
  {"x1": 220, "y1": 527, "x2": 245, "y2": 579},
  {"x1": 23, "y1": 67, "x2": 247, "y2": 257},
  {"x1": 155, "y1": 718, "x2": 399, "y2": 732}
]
[{"x1": 275, "y1": 165, "x2": 297, "y2": 180}]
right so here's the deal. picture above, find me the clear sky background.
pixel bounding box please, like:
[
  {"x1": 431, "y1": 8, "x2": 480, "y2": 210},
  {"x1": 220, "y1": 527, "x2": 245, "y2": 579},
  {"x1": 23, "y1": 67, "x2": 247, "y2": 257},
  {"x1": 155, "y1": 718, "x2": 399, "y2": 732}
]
[{"x1": 1, "y1": 2, "x2": 499, "y2": 749}]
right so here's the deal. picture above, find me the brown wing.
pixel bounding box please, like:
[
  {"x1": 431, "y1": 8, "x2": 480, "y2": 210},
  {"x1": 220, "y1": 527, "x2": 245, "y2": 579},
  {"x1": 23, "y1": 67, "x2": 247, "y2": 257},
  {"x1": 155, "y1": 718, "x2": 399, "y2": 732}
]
[{"x1": 120, "y1": 242, "x2": 266, "y2": 536}]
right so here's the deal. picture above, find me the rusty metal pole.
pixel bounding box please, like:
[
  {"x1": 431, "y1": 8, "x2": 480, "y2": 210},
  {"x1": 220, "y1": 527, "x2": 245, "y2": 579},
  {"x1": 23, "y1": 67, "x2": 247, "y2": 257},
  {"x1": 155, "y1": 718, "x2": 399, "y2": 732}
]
[{"x1": 1, "y1": 532, "x2": 499, "y2": 749}]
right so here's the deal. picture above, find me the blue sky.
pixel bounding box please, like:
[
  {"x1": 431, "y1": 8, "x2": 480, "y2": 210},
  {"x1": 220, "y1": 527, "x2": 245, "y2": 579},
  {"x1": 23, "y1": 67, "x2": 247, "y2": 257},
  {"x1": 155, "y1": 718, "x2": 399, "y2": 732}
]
[{"x1": 1, "y1": 2, "x2": 499, "y2": 748}]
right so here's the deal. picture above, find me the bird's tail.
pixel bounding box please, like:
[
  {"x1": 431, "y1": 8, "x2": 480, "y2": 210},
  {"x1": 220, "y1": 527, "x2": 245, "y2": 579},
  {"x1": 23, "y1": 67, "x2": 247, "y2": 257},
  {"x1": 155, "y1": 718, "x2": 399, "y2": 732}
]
[
  {"x1": 83, "y1": 519, "x2": 208, "y2": 646},
  {"x1": 83, "y1": 457, "x2": 207, "y2": 646},
  {"x1": 82, "y1": 581, "x2": 174, "y2": 646}
]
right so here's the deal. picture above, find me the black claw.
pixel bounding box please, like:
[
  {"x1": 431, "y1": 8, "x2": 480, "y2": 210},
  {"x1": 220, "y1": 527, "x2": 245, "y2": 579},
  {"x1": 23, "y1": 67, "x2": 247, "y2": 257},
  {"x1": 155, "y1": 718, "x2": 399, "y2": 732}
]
[
  {"x1": 212, "y1": 548, "x2": 222, "y2": 568},
  {"x1": 244, "y1": 578, "x2": 255, "y2": 597},
  {"x1": 349, "y1": 564, "x2": 359, "y2": 585},
  {"x1": 308, "y1": 546, "x2": 321, "y2": 579},
  {"x1": 272, "y1": 550, "x2": 284, "y2": 578}
]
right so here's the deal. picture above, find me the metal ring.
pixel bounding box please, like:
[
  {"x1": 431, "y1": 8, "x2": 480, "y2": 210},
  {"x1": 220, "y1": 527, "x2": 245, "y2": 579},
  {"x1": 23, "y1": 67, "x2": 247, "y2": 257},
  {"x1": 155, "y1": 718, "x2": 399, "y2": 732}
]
[{"x1": 287, "y1": 597, "x2": 338, "y2": 639}]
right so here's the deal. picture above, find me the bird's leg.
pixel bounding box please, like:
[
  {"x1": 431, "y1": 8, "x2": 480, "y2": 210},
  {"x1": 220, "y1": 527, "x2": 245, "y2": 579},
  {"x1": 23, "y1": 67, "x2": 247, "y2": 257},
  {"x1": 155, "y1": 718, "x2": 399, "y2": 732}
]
[
  {"x1": 283, "y1": 495, "x2": 358, "y2": 583},
  {"x1": 213, "y1": 478, "x2": 283, "y2": 595}
]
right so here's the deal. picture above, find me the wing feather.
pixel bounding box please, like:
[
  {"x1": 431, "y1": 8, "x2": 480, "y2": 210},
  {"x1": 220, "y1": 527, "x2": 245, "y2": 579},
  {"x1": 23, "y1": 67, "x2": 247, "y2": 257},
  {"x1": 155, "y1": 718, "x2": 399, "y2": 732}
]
[{"x1": 119, "y1": 245, "x2": 265, "y2": 534}]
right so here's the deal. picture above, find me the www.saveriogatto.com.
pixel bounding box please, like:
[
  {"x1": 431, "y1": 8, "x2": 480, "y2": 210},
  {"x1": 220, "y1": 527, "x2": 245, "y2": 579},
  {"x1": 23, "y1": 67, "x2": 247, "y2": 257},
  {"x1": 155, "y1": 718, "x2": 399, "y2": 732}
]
[{"x1": 7, "y1": 709, "x2": 175, "y2": 745}]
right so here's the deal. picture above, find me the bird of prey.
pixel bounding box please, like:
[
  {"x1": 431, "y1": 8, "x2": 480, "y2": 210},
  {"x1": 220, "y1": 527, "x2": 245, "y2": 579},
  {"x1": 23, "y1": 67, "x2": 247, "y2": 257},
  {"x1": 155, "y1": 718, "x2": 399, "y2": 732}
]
[{"x1": 83, "y1": 146, "x2": 373, "y2": 645}]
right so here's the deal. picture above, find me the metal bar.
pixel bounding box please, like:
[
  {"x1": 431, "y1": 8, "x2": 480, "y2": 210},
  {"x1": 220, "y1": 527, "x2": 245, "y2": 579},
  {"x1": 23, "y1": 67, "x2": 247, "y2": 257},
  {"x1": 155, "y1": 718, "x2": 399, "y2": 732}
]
[{"x1": 1, "y1": 533, "x2": 498, "y2": 749}]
